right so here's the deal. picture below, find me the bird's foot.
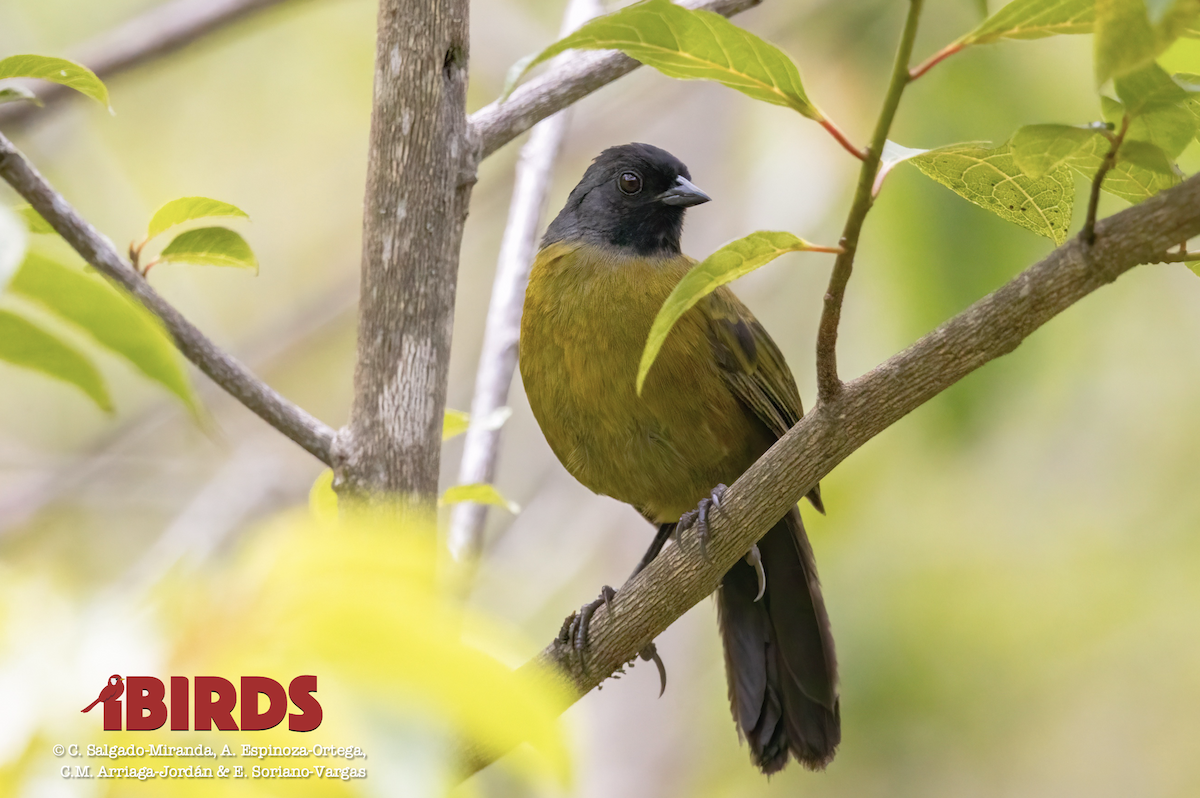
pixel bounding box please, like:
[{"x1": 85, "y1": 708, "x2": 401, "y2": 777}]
[
  {"x1": 556, "y1": 585, "x2": 669, "y2": 696},
  {"x1": 677, "y1": 484, "x2": 728, "y2": 561},
  {"x1": 745, "y1": 543, "x2": 766, "y2": 602},
  {"x1": 557, "y1": 585, "x2": 616, "y2": 673}
]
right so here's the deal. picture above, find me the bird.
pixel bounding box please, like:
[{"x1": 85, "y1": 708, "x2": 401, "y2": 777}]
[
  {"x1": 519, "y1": 143, "x2": 839, "y2": 773},
  {"x1": 81, "y1": 674, "x2": 124, "y2": 713}
]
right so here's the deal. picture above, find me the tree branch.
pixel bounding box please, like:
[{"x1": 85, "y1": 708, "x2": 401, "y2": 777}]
[
  {"x1": 468, "y1": 0, "x2": 763, "y2": 161},
  {"x1": 457, "y1": 169, "x2": 1200, "y2": 780},
  {"x1": 449, "y1": 0, "x2": 603, "y2": 563},
  {"x1": 335, "y1": 0, "x2": 473, "y2": 504},
  {"x1": 0, "y1": 0, "x2": 305, "y2": 129},
  {"x1": 815, "y1": 0, "x2": 922, "y2": 401},
  {"x1": 0, "y1": 131, "x2": 336, "y2": 464}
]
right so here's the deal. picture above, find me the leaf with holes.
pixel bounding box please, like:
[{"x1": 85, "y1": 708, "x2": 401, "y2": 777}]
[
  {"x1": 147, "y1": 197, "x2": 250, "y2": 240},
  {"x1": 0, "y1": 54, "x2": 109, "y2": 109},
  {"x1": 158, "y1": 227, "x2": 258, "y2": 272},
  {"x1": 0, "y1": 310, "x2": 111, "y2": 411},
  {"x1": 638, "y1": 231, "x2": 837, "y2": 394},
  {"x1": 439, "y1": 483, "x2": 521, "y2": 514},
  {"x1": 9, "y1": 253, "x2": 198, "y2": 414},
  {"x1": 504, "y1": 0, "x2": 822, "y2": 119},
  {"x1": 1010, "y1": 124, "x2": 1106, "y2": 179},
  {"x1": 910, "y1": 143, "x2": 1075, "y2": 244}
]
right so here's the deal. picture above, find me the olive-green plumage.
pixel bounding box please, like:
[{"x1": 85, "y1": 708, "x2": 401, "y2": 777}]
[{"x1": 520, "y1": 143, "x2": 839, "y2": 773}]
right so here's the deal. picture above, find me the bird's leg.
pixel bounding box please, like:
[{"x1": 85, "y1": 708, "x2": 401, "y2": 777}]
[
  {"x1": 629, "y1": 522, "x2": 677, "y2": 581},
  {"x1": 745, "y1": 543, "x2": 766, "y2": 602},
  {"x1": 677, "y1": 483, "x2": 728, "y2": 560},
  {"x1": 558, "y1": 585, "x2": 616, "y2": 673}
]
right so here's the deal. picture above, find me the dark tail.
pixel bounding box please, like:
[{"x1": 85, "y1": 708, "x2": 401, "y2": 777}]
[
  {"x1": 81, "y1": 698, "x2": 102, "y2": 713},
  {"x1": 717, "y1": 506, "x2": 839, "y2": 773}
]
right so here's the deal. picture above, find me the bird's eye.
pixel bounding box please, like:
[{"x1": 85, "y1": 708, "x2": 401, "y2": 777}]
[{"x1": 618, "y1": 171, "x2": 642, "y2": 195}]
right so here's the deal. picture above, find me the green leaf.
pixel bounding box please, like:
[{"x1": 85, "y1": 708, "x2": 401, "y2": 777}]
[
  {"x1": 637, "y1": 231, "x2": 834, "y2": 394},
  {"x1": 9, "y1": 253, "x2": 199, "y2": 414},
  {"x1": 1102, "y1": 88, "x2": 1197, "y2": 157},
  {"x1": 0, "y1": 205, "x2": 27, "y2": 292},
  {"x1": 0, "y1": 309, "x2": 111, "y2": 411},
  {"x1": 1094, "y1": 0, "x2": 1200, "y2": 83},
  {"x1": 1010, "y1": 124, "x2": 1106, "y2": 178},
  {"x1": 0, "y1": 86, "x2": 42, "y2": 107},
  {"x1": 1175, "y1": 71, "x2": 1200, "y2": 138},
  {"x1": 439, "y1": 483, "x2": 520, "y2": 514},
  {"x1": 962, "y1": 0, "x2": 1096, "y2": 45},
  {"x1": 443, "y1": 409, "x2": 470, "y2": 441},
  {"x1": 147, "y1": 197, "x2": 250, "y2": 240},
  {"x1": 1065, "y1": 135, "x2": 1181, "y2": 202},
  {"x1": 0, "y1": 54, "x2": 109, "y2": 110},
  {"x1": 505, "y1": 0, "x2": 822, "y2": 119},
  {"x1": 158, "y1": 227, "x2": 258, "y2": 271},
  {"x1": 910, "y1": 143, "x2": 1075, "y2": 244},
  {"x1": 14, "y1": 204, "x2": 54, "y2": 235}
]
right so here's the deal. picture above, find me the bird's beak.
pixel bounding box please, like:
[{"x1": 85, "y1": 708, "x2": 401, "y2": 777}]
[{"x1": 657, "y1": 176, "x2": 711, "y2": 207}]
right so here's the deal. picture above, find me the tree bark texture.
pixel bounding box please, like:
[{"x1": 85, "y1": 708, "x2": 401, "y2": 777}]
[{"x1": 336, "y1": 0, "x2": 474, "y2": 503}]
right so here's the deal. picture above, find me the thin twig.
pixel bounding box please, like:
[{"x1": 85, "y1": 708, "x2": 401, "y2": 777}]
[
  {"x1": 1159, "y1": 251, "x2": 1200, "y2": 263},
  {"x1": 814, "y1": 0, "x2": 924, "y2": 402},
  {"x1": 1083, "y1": 115, "x2": 1130, "y2": 246},
  {"x1": 456, "y1": 167, "x2": 1200, "y2": 781},
  {"x1": 449, "y1": 0, "x2": 605, "y2": 565},
  {"x1": 469, "y1": 0, "x2": 762, "y2": 161},
  {"x1": 908, "y1": 40, "x2": 964, "y2": 80},
  {"x1": 0, "y1": 131, "x2": 336, "y2": 464},
  {"x1": 0, "y1": 0, "x2": 306, "y2": 128}
]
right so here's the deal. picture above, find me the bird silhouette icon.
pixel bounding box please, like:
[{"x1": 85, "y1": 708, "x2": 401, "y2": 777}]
[{"x1": 81, "y1": 675, "x2": 124, "y2": 713}]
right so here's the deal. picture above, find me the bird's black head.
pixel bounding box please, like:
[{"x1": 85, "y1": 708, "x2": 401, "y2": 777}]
[{"x1": 543, "y1": 143, "x2": 710, "y2": 256}]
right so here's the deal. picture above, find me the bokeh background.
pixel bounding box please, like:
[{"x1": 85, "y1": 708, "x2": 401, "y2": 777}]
[{"x1": 3, "y1": 0, "x2": 1200, "y2": 795}]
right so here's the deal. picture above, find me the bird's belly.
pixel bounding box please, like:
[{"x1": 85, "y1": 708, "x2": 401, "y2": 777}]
[{"x1": 521, "y1": 263, "x2": 767, "y2": 522}]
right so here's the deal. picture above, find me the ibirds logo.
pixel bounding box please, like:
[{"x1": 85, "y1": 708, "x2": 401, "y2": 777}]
[{"x1": 81, "y1": 674, "x2": 323, "y2": 732}]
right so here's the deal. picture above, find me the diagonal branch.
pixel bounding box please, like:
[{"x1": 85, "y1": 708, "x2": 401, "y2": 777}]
[
  {"x1": 469, "y1": 0, "x2": 763, "y2": 160},
  {"x1": 449, "y1": 0, "x2": 604, "y2": 564},
  {"x1": 0, "y1": 0, "x2": 306, "y2": 128},
  {"x1": 458, "y1": 171, "x2": 1200, "y2": 779},
  {"x1": 0, "y1": 131, "x2": 336, "y2": 464}
]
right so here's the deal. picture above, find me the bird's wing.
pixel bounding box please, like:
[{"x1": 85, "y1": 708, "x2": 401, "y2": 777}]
[{"x1": 703, "y1": 286, "x2": 824, "y2": 513}]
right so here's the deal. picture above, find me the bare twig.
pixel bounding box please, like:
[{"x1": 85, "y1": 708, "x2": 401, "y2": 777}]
[
  {"x1": 815, "y1": 0, "x2": 923, "y2": 402},
  {"x1": 908, "y1": 40, "x2": 964, "y2": 80},
  {"x1": 457, "y1": 168, "x2": 1200, "y2": 781},
  {"x1": 1083, "y1": 115, "x2": 1130, "y2": 246},
  {"x1": 0, "y1": 0, "x2": 307, "y2": 128},
  {"x1": 469, "y1": 0, "x2": 762, "y2": 161},
  {"x1": 0, "y1": 131, "x2": 336, "y2": 464},
  {"x1": 449, "y1": 0, "x2": 605, "y2": 564}
]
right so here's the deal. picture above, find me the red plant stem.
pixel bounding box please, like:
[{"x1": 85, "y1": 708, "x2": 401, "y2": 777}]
[
  {"x1": 908, "y1": 41, "x2": 964, "y2": 80},
  {"x1": 820, "y1": 118, "x2": 867, "y2": 161}
]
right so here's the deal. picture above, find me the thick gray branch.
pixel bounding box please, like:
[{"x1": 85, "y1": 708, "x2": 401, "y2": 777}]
[
  {"x1": 459, "y1": 172, "x2": 1200, "y2": 778},
  {"x1": 469, "y1": 0, "x2": 762, "y2": 160},
  {"x1": 449, "y1": 0, "x2": 603, "y2": 563},
  {"x1": 0, "y1": 132, "x2": 336, "y2": 464},
  {"x1": 0, "y1": 0, "x2": 303, "y2": 129},
  {"x1": 335, "y1": 0, "x2": 472, "y2": 502}
]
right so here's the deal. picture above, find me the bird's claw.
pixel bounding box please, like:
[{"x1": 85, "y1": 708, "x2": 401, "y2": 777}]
[
  {"x1": 639, "y1": 642, "x2": 668, "y2": 697},
  {"x1": 560, "y1": 585, "x2": 616, "y2": 673},
  {"x1": 745, "y1": 543, "x2": 766, "y2": 602},
  {"x1": 677, "y1": 484, "x2": 728, "y2": 561}
]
